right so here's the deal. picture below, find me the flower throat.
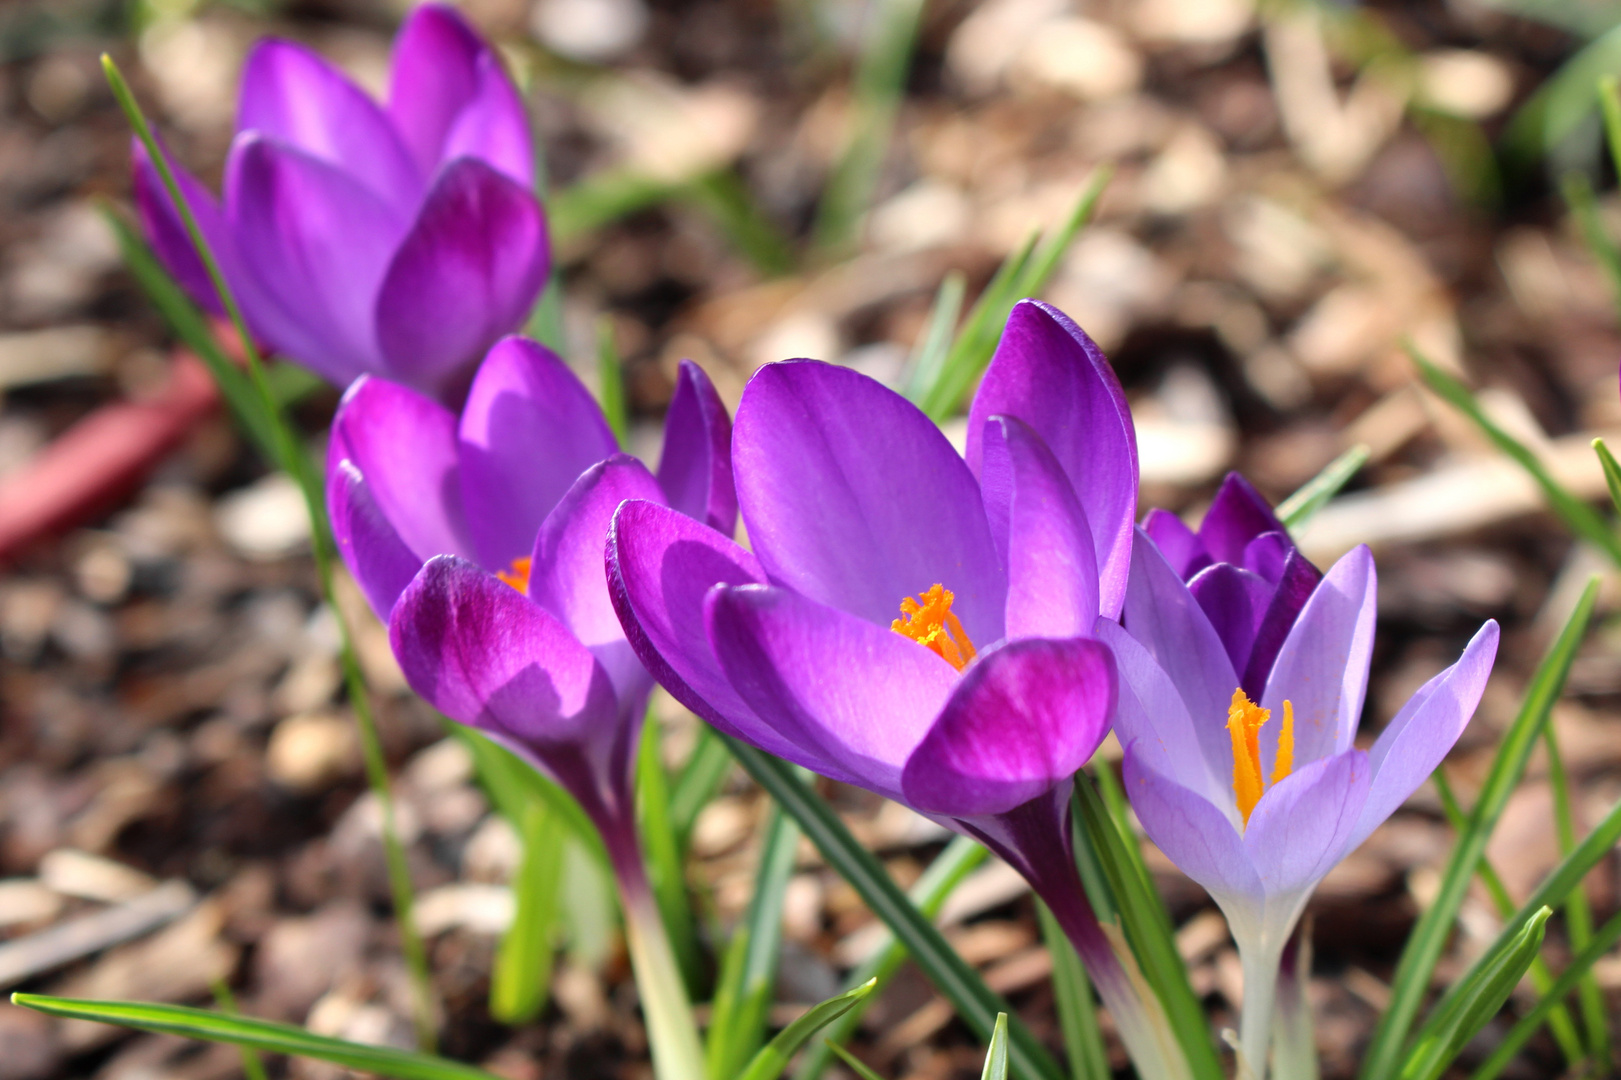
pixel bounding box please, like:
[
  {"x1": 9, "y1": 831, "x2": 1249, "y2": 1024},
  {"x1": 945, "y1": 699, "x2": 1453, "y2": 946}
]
[{"x1": 892, "y1": 584, "x2": 978, "y2": 671}]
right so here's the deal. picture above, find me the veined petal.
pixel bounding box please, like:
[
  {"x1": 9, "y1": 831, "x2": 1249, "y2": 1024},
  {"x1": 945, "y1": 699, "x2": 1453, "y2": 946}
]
[
  {"x1": 1243, "y1": 749, "x2": 1369, "y2": 897},
  {"x1": 656, "y1": 360, "x2": 737, "y2": 534},
  {"x1": 529, "y1": 454, "x2": 665, "y2": 705},
  {"x1": 979, "y1": 416, "x2": 1099, "y2": 638},
  {"x1": 1122, "y1": 748, "x2": 1263, "y2": 904},
  {"x1": 966, "y1": 301, "x2": 1136, "y2": 618},
  {"x1": 1199, "y1": 473, "x2": 1286, "y2": 566},
  {"x1": 734, "y1": 360, "x2": 1005, "y2": 645},
  {"x1": 1142, "y1": 508, "x2": 1206, "y2": 579},
  {"x1": 237, "y1": 39, "x2": 421, "y2": 210},
  {"x1": 1344, "y1": 621, "x2": 1499, "y2": 852},
  {"x1": 226, "y1": 135, "x2": 407, "y2": 384},
  {"x1": 1241, "y1": 548, "x2": 1321, "y2": 698},
  {"x1": 457, "y1": 337, "x2": 618, "y2": 569},
  {"x1": 327, "y1": 459, "x2": 422, "y2": 620},
  {"x1": 606, "y1": 499, "x2": 801, "y2": 762},
  {"x1": 1188, "y1": 562, "x2": 1272, "y2": 678},
  {"x1": 389, "y1": 556, "x2": 618, "y2": 758},
  {"x1": 1259, "y1": 546, "x2": 1377, "y2": 769},
  {"x1": 705, "y1": 583, "x2": 958, "y2": 799},
  {"x1": 374, "y1": 159, "x2": 549, "y2": 405},
  {"x1": 901, "y1": 637, "x2": 1113, "y2": 817},
  {"x1": 386, "y1": 4, "x2": 532, "y2": 186},
  {"x1": 328, "y1": 374, "x2": 470, "y2": 561}
]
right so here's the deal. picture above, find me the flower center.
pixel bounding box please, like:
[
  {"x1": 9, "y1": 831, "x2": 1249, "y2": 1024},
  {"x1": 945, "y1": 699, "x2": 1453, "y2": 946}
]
[
  {"x1": 891, "y1": 583, "x2": 978, "y2": 671},
  {"x1": 1227, "y1": 688, "x2": 1294, "y2": 828},
  {"x1": 496, "y1": 556, "x2": 532, "y2": 593}
]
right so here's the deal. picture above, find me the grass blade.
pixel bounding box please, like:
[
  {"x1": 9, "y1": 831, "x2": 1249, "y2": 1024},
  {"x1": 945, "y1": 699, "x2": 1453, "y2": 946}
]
[
  {"x1": 209, "y1": 980, "x2": 268, "y2": 1080},
  {"x1": 596, "y1": 315, "x2": 629, "y2": 447},
  {"x1": 824, "y1": 1041, "x2": 887, "y2": 1080},
  {"x1": 1277, "y1": 443, "x2": 1371, "y2": 530},
  {"x1": 980, "y1": 1013, "x2": 1011, "y2": 1080},
  {"x1": 1561, "y1": 172, "x2": 1621, "y2": 319},
  {"x1": 453, "y1": 726, "x2": 608, "y2": 868},
  {"x1": 1543, "y1": 721, "x2": 1610, "y2": 1064},
  {"x1": 670, "y1": 725, "x2": 733, "y2": 848},
  {"x1": 490, "y1": 799, "x2": 564, "y2": 1024},
  {"x1": 736, "y1": 980, "x2": 877, "y2": 1080},
  {"x1": 1409, "y1": 344, "x2": 1621, "y2": 568},
  {"x1": 719, "y1": 737, "x2": 1066, "y2": 1080},
  {"x1": 1592, "y1": 437, "x2": 1621, "y2": 516},
  {"x1": 1600, "y1": 74, "x2": 1621, "y2": 182},
  {"x1": 1358, "y1": 578, "x2": 1599, "y2": 1080},
  {"x1": 1501, "y1": 23, "x2": 1621, "y2": 167},
  {"x1": 11, "y1": 995, "x2": 499, "y2": 1080},
  {"x1": 1038, "y1": 902, "x2": 1110, "y2": 1080},
  {"x1": 901, "y1": 271, "x2": 967, "y2": 400},
  {"x1": 688, "y1": 171, "x2": 796, "y2": 277},
  {"x1": 636, "y1": 716, "x2": 702, "y2": 993}
]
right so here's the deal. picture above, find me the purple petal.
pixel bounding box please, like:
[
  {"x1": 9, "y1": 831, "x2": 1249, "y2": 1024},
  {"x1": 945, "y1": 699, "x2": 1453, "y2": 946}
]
[
  {"x1": 1241, "y1": 531, "x2": 1291, "y2": 584},
  {"x1": 606, "y1": 499, "x2": 803, "y2": 762},
  {"x1": 389, "y1": 556, "x2": 618, "y2": 766},
  {"x1": 705, "y1": 583, "x2": 958, "y2": 798},
  {"x1": 529, "y1": 454, "x2": 665, "y2": 705},
  {"x1": 901, "y1": 637, "x2": 1113, "y2": 817},
  {"x1": 131, "y1": 138, "x2": 230, "y2": 315},
  {"x1": 734, "y1": 360, "x2": 1005, "y2": 645},
  {"x1": 1243, "y1": 749, "x2": 1370, "y2": 897},
  {"x1": 1142, "y1": 508, "x2": 1207, "y2": 579},
  {"x1": 1199, "y1": 473, "x2": 1286, "y2": 565},
  {"x1": 226, "y1": 135, "x2": 407, "y2": 384},
  {"x1": 456, "y1": 337, "x2": 618, "y2": 569},
  {"x1": 966, "y1": 300, "x2": 1137, "y2": 619},
  {"x1": 374, "y1": 159, "x2": 549, "y2": 405},
  {"x1": 978, "y1": 416, "x2": 1099, "y2": 638},
  {"x1": 327, "y1": 459, "x2": 422, "y2": 621},
  {"x1": 656, "y1": 360, "x2": 737, "y2": 535},
  {"x1": 1241, "y1": 549, "x2": 1322, "y2": 698},
  {"x1": 386, "y1": 4, "x2": 532, "y2": 187},
  {"x1": 1344, "y1": 621, "x2": 1499, "y2": 852},
  {"x1": 1122, "y1": 748, "x2": 1263, "y2": 903},
  {"x1": 237, "y1": 39, "x2": 422, "y2": 210},
  {"x1": 1122, "y1": 527, "x2": 1240, "y2": 783},
  {"x1": 1259, "y1": 546, "x2": 1377, "y2": 769},
  {"x1": 328, "y1": 374, "x2": 470, "y2": 561},
  {"x1": 1188, "y1": 562, "x2": 1272, "y2": 678}
]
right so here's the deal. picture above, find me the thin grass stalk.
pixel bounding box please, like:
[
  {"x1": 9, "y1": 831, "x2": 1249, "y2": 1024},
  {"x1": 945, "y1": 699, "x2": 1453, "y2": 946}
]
[{"x1": 1542, "y1": 723, "x2": 1611, "y2": 1065}]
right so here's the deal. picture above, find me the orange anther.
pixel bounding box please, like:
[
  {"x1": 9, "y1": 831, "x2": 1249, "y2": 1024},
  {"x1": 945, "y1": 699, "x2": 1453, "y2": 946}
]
[
  {"x1": 496, "y1": 555, "x2": 533, "y2": 594},
  {"x1": 891, "y1": 584, "x2": 978, "y2": 671}
]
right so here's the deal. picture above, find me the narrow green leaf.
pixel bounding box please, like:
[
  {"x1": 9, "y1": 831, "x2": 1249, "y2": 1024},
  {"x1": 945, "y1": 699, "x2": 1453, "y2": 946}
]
[
  {"x1": 1410, "y1": 345, "x2": 1621, "y2": 568},
  {"x1": 720, "y1": 737, "x2": 1066, "y2": 1080},
  {"x1": 636, "y1": 716, "x2": 702, "y2": 993},
  {"x1": 1359, "y1": 579, "x2": 1599, "y2": 1080},
  {"x1": 824, "y1": 1041, "x2": 887, "y2": 1080},
  {"x1": 551, "y1": 170, "x2": 680, "y2": 245},
  {"x1": 736, "y1": 980, "x2": 877, "y2": 1080},
  {"x1": 688, "y1": 170, "x2": 796, "y2": 277},
  {"x1": 453, "y1": 726, "x2": 608, "y2": 868},
  {"x1": 1278, "y1": 444, "x2": 1371, "y2": 530},
  {"x1": 901, "y1": 272, "x2": 967, "y2": 402},
  {"x1": 596, "y1": 314, "x2": 629, "y2": 448},
  {"x1": 524, "y1": 270, "x2": 566, "y2": 353},
  {"x1": 1013, "y1": 165, "x2": 1113, "y2": 301},
  {"x1": 209, "y1": 980, "x2": 268, "y2": 1080},
  {"x1": 1561, "y1": 172, "x2": 1621, "y2": 319},
  {"x1": 1501, "y1": 23, "x2": 1621, "y2": 166},
  {"x1": 490, "y1": 800, "x2": 564, "y2": 1024},
  {"x1": 980, "y1": 1013, "x2": 1011, "y2": 1080},
  {"x1": 1599, "y1": 74, "x2": 1621, "y2": 182},
  {"x1": 1038, "y1": 903, "x2": 1110, "y2": 1080},
  {"x1": 1543, "y1": 721, "x2": 1610, "y2": 1064},
  {"x1": 707, "y1": 805, "x2": 801, "y2": 1078},
  {"x1": 10, "y1": 996, "x2": 499, "y2": 1080},
  {"x1": 670, "y1": 725, "x2": 733, "y2": 848},
  {"x1": 1398, "y1": 907, "x2": 1552, "y2": 1080},
  {"x1": 1471, "y1": 907, "x2": 1621, "y2": 1080},
  {"x1": 1592, "y1": 437, "x2": 1621, "y2": 517}
]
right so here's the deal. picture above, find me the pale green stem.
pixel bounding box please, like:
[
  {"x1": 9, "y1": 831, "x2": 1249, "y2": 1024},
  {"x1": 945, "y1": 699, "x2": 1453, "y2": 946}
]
[{"x1": 1239, "y1": 943, "x2": 1283, "y2": 1080}]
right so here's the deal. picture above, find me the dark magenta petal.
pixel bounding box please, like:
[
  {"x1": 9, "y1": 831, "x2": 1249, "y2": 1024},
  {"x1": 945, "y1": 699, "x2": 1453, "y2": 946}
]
[
  {"x1": 389, "y1": 556, "x2": 619, "y2": 768},
  {"x1": 237, "y1": 39, "x2": 422, "y2": 210},
  {"x1": 1121, "y1": 748, "x2": 1262, "y2": 904},
  {"x1": 327, "y1": 459, "x2": 422, "y2": 621},
  {"x1": 1198, "y1": 473, "x2": 1286, "y2": 566},
  {"x1": 901, "y1": 637, "x2": 1114, "y2": 817},
  {"x1": 130, "y1": 137, "x2": 230, "y2": 315},
  {"x1": 386, "y1": 4, "x2": 532, "y2": 186},
  {"x1": 1243, "y1": 749, "x2": 1370, "y2": 896},
  {"x1": 226, "y1": 135, "x2": 408, "y2": 384},
  {"x1": 979, "y1": 416, "x2": 1099, "y2": 639},
  {"x1": 374, "y1": 159, "x2": 549, "y2": 405},
  {"x1": 1187, "y1": 562, "x2": 1271, "y2": 678},
  {"x1": 1240, "y1": 548, "x2": 1322, "y2": 697},
  {"x1": 656, "y1": 360, "x2": 737, "y2": 535},
  {"x1": 456, "y1": 337, "x2": 618, "y2": 569},
  {"x1": 606, "y1": 499, "x2": 802, "y2": 761},
  {"x1": 328, "y1": 374, "x2": 470, "y2": 562},
  {"x1": 529, "y1": 454, "x2": 665, "y2": 705},
  {"x1": 1141, "y1": 508, "x2": 1207, "y2": 579},
  {"x1": 734, "y1": 360, "x2": 1005, "y2": 644},
  {"x1": 1241, "y1": 531, "x2": 1290, "y2": 584},
  {"x1": 705, "y1": 583, "x2": 957, "y2": 799},
  {"x1": 966, "y1": 301, "x2": 1136, "y2": 619}
]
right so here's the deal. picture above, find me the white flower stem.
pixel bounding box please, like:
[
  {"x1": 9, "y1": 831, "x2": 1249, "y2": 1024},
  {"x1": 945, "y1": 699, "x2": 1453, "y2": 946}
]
[{"x1": 1239, "y1": 944, "x2": 1282, "y2": 1080}]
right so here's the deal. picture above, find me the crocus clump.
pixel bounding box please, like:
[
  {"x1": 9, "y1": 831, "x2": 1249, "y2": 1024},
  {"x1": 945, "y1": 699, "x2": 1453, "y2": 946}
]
[
  {"x1": 1104, "y1": 533, "x2": 1498, "y2": 1078},
  {"x1": 610, "y1": 300, "x2": 1191, "y2": 1078},
  {"x1": 134, "y1": 4, "x2": 547, "y2": 405}
]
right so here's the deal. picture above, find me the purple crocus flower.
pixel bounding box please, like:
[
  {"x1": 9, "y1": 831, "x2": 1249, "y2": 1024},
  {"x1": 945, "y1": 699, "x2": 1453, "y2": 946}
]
[
  {"x1": 1105, "y1": 531, "x2": 1498, "y2": 1077},
  {"x1": 326, "y1": 336, "x2": 729, "y2": 1080},
  {"x1": 133, "y1": 4, "x2": 546, "y2": 406},
  {"x1": 609, "y1": 301, "x2": 1192, "y2": 1077},
  {"x1": 1143, "y1": 473, "x2": 1321, "y2": 698}
]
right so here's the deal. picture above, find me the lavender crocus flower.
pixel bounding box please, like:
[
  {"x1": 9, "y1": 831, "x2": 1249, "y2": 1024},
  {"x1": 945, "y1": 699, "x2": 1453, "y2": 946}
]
[
  {"x1": 1104, "y1": 532, "x2": 1498, "y2": 1078},
  {"x1": 134, "y1": 4, "x2": 546, "y2": 406},
  {"x1": 609, "y1": 301, "x2": 1192, "y2": 1078},
  {"x1": 325, "y1": 337, "x2": 730, "y2": 1080}
]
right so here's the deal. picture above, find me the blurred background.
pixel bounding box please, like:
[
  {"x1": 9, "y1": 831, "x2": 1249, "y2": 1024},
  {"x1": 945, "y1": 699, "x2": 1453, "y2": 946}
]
[{"x1": 4, "y1": 0, "x2": 1621, "y2": 1077}]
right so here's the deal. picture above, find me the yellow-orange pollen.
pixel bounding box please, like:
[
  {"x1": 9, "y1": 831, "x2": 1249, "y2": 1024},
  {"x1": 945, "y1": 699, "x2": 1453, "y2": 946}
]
[
  {"x1": 891, "y1": 584, "x2": 978, "y2": 672},
  {"x1": 1226, "y1": 689, "x2": 1294, "y2": 828},
  {"x1": 496, "y1": 556, "x2": 533, "y2": 593}
]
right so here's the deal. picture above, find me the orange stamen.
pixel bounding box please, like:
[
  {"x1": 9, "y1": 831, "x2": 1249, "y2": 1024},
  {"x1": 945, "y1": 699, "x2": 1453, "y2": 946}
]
[
  {"x1": 891, "y1": 584, "x2": 978, "y2": 671},
  {"x1": 1227, "y1": 689, "x2": 1297, "y2": 828},
  {"x1": 1273, "y1": 700, "x2": 1295, "y2": 786},
  {"x1": 496, "y1": 556, "x2": 533, "y2": 594}
]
